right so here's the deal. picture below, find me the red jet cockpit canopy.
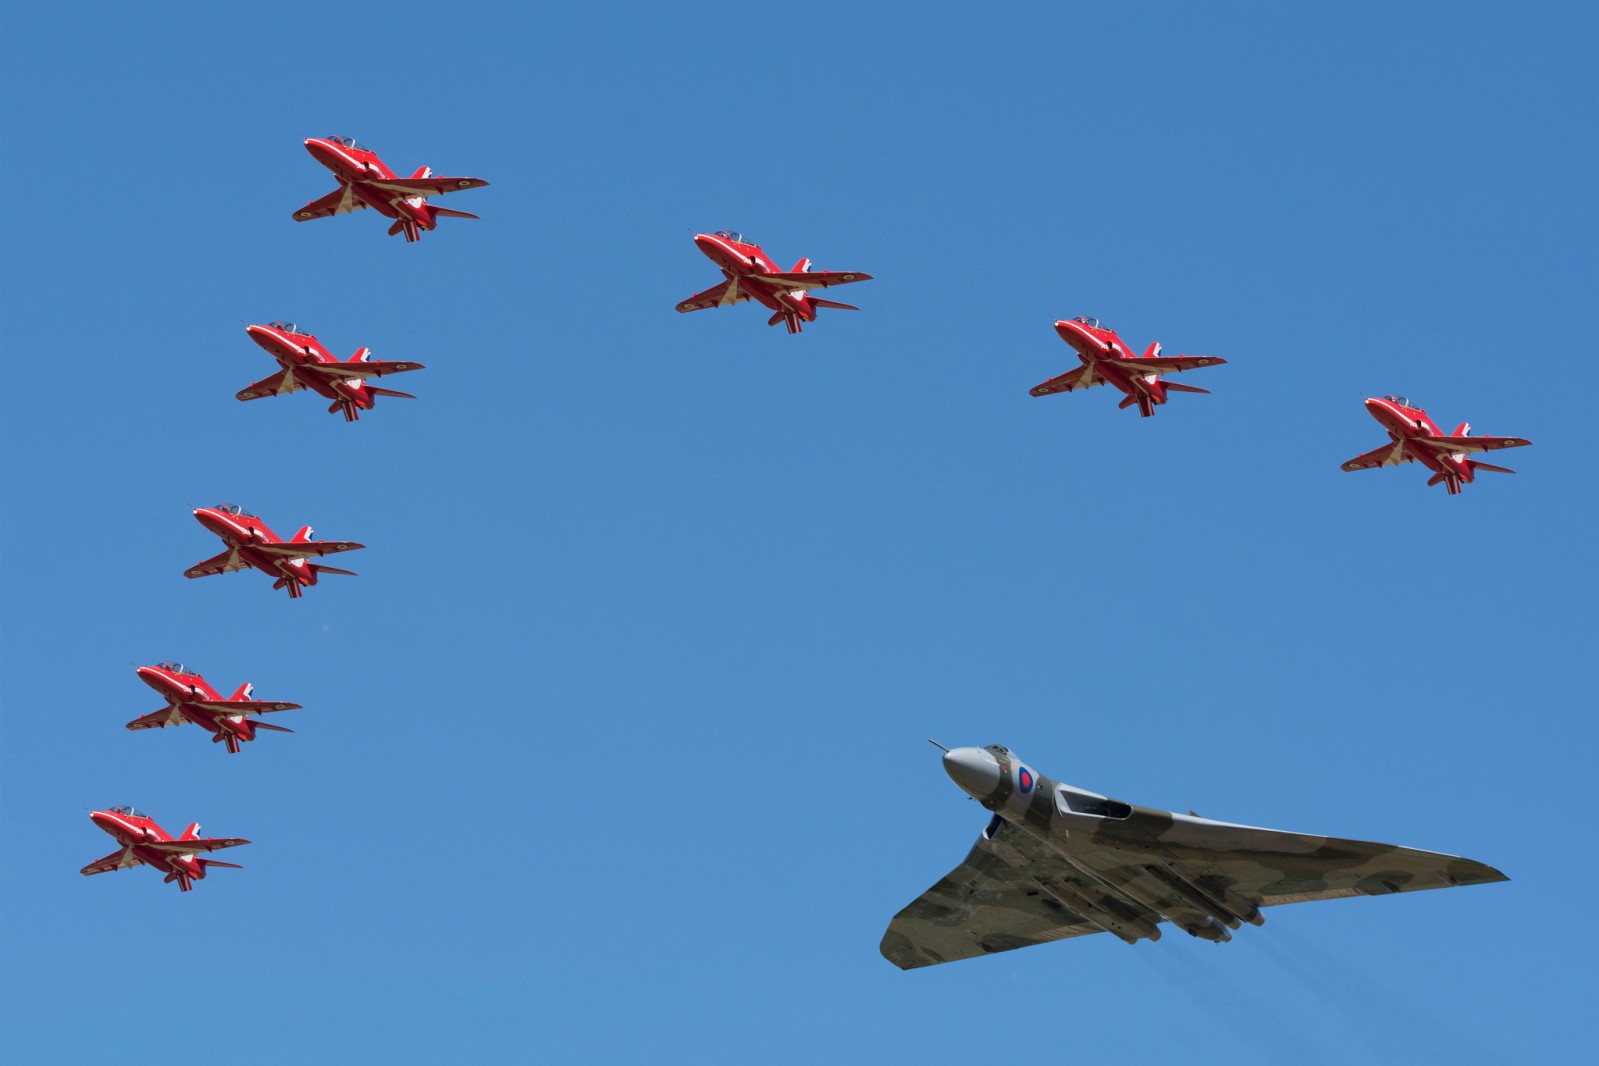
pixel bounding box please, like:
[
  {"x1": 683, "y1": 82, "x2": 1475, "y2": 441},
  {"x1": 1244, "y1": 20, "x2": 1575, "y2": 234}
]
[
  {"x1": 155, "y1": 661, "x2": 190, "y2": 674},
  {"x1": 267, "y1": 321, "x2": 305, "y2": 336},
  {"x1": 108, "y1": 805, "x2": 148, "y2": 818},
  {"x1": 714, "y1": 230, "x2": 748, "y2": 243},
  {"x1": 214, "y1": 503, "x2": 258, "y2": 519},
  {"x1": 324, "y1": 135, "x2": 369, "y2": 151},
  {"x1": 1071, "y1": 316, "x2": 1109, "y2": 330},
  {"x1": 1382, "y1": 394, "x2": 1414, "y2": 407}
]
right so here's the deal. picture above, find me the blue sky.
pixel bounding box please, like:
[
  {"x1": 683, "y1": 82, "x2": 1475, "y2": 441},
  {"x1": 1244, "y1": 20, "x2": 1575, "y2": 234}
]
[{"x1": 2, "y1": 2, "x2": 1594, "y2": 1062}]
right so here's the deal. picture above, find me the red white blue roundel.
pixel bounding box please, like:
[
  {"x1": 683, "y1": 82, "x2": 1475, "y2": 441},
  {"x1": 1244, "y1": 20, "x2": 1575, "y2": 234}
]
[{"x1": 1017, "y1": 767, "x2": 1034, "y2": 793}]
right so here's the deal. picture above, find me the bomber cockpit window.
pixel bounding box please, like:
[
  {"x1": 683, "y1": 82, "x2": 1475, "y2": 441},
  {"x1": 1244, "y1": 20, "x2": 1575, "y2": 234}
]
[{"x1": 985, "y1": 744, "x2": 1011, "y2": 756}]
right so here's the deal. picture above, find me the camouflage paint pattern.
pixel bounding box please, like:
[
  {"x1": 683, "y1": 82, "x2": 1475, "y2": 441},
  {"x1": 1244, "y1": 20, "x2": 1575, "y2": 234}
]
[{"x1": 881, "y1": 745, "x2": 1507, "y2": 969}]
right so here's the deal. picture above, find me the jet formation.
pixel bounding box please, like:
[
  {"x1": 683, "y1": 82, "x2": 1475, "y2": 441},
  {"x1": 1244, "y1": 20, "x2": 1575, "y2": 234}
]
[{"x1": 881, "y1": 744, "x2": 1507, "y2": 968}]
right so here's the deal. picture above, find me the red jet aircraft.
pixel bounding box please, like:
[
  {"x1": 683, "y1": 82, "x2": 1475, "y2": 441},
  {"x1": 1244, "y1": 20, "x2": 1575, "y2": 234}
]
[
  {"x1": 292, "y1": 135, "x2": 488, "y2": 243},
  {"x1": 127, "y1": 662, "x2": 302, "y2": 754},
  {"x1": 1341, "y1": 395, "x2": 1531, "y2": 494},
  {"x1": 185, "y1": 503, "x2": 363, "y2": 599},
  {"x1": 676, "y1": 230, "x2": 872, "y2": 333},
  {"x1": 239, "y1": 321, "x2": 424, "y2": 421},
  {"x1": 80, "y1": 805, "x2": 249, "y2": 892},
  {"x1": 1030, "y1": 317, "x2": 1226, "y2": 417}
]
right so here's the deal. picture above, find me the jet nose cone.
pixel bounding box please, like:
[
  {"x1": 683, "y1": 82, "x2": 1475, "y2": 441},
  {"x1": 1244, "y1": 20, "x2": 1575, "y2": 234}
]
[{"x1": 942, "y1": 747, "x2": 1002, "y2": 800}]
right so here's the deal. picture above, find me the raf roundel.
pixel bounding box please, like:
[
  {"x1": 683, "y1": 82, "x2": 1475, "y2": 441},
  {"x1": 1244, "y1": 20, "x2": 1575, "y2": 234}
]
[{"x1": 1018, "y1": 767, "x2": 1034, "y2": 793}]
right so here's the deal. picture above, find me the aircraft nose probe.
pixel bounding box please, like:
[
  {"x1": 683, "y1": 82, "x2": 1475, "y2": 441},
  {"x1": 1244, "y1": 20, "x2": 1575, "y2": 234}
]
[{"x1": 940, "y1": 746, "x2": 1003, "y2": 801}]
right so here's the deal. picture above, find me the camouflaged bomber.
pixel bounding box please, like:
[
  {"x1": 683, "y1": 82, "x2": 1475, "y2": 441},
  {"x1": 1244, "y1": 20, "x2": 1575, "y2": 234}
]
[{"x1": 881, "y1": 744, "x2": 1506, "y2": 969}]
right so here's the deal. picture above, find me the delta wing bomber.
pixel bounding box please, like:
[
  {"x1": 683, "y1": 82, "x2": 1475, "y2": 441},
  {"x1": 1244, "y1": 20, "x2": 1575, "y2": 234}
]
[{"x1": 881, "y1": 744, "x2": 1506, "y2": 969}]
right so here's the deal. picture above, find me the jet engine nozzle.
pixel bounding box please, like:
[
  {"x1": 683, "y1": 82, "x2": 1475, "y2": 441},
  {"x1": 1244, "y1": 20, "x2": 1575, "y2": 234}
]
[{"x1": 942, "y1": 747, "x2": 1002, "y2": 801}]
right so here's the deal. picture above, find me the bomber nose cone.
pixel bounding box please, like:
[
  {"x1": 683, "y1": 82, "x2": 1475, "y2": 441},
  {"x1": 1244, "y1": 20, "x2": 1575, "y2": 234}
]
[{"x1": 942, "y1": 747, "x2": 1002, "y2": 800}]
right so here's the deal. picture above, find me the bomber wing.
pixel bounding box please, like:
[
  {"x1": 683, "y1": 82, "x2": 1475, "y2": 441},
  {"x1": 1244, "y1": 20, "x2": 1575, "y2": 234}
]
[
  {"x1": 1144, "y1": 812, "x2": 1507, "y2": 908},
  {"x1": 881, "y1": 818, "x2": 1105, "y2": 969},
  {"x1": 293, "y1": 185, "x2": 366, "y2": 221},
  {"x1": 236, "y1": 369, "x2": 306, "y2": 401},
  {"x1": 184, "y1": 548, "x2": 249, "y2": 579},
  {"x1": 676, "y1": 279, "x2": 751, "y2": 313}
]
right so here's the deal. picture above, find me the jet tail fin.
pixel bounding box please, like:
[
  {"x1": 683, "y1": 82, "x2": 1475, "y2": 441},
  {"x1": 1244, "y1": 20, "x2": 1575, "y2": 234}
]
[
  {"x1": 291, "y1": 525, "x2": 315, "y2": 543},
  {"x1": 1142, "y1": 341, "x2": 1162, "y2": 359},
  {"x1": 1452, "y1": 420, "x2": 1471, "y2": 436},
  {"x1": 179, "y1": 822, "x2": 202, "y2": 841},
  {"x1": 228, "y1": 682, "x2": 254, "y2": 702},
  {"x1": 410, "y1": 165, "x2": 432, "y2": 180},
  {"x1": 791, "y1": 257, "x2": 812, "y2": 273},
  {"x1": 348, "y1": 347, "x2": 372, "y2": 363}
]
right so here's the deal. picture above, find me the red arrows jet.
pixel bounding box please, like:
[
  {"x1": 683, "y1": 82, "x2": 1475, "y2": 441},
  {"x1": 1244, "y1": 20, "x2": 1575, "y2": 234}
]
[
  {"x1": 127, "y1": 662, "x2": 302, "y2": 754},
  {"x1": 80, "y1": 805, "x2": 249, "y2": 892},
  {"x1": 185, "y1": 504, "x2": 363, "y2": 599},
  {"x1": 292, "y1": 136, "x2": 488, "y2": 243},
  {"x1": 239, "y1": 322, "x2": 424, "y2": 421},
  {"x1": 1030, "y1": 317, "x2": 1226, "y2": 417},
  {"x1": 676, "y1": 230, "x2": 872, "y2": 333},
  {"x1": 1341, "y1": 395, "x2": 1532, "y2": 494}
]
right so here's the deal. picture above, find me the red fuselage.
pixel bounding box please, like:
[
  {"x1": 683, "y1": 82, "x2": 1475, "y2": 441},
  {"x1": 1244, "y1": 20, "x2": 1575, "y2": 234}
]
[
  {"x1": 135, "y1": 663, "x2": 259, "y2": 748},
  {"x1": 303, "y1": 138, "x2": 427, "y2": 228},
  {"x1": 693, "y1": 232, "x2": 823, "y2": 323},
  {"x1": 247, "y1": 323, "x2": 380, "y2": 411},
  {"x1": 85, "y1": 810, "x2": 205, "y2": 887},
  {"x1": 1361, "y1": 396, "x2": 1476, "y2": 488},
  {"x1": 1054, "y1": 319, "x2": 1172, "y2": 412}
]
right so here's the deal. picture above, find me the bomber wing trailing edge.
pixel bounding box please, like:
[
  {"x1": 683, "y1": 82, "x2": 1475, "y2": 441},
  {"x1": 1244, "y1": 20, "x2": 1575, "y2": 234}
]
[{"x1": 881, "y1": 744, "x2": 1506, "y2": 969}]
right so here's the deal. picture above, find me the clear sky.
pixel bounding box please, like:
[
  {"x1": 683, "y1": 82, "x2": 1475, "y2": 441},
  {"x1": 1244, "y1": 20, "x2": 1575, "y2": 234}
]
[{"x1": 2, "y1": 2, "x2": 1594, "y2": 1062}]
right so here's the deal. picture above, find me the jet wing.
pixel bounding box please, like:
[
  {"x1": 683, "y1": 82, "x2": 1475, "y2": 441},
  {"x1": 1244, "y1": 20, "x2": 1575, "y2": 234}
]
[
  {"x1": 1149, "y1": 814, "x2": 1508, "y2": 908},
  {"x1": 1409, "y1": 434, "x2": 1532, "y2": 456},
  {"x1": 1108, "y1": 353, "x2": 1225, "y2": 374},
  {"x1": 881, "y1": 818, "x2": 1105, "y2": 970},
  {"x1": 81, "y1": 847, "x2": 140, "y2": 876},
  {"x1": 293, "y1": 185, "x2": 366, "y2": 221},
  {"x1": 750, "y1": 270, "x2": 872, "y2": 291},
  {"x1": 366, "y1": 176, "x2": 489, "y2": 197},
  {"x1": 1029, "y1": 365, "x2": 1108, "y2": 396},
  {"x1": 141, "y1": 838, "x2": 250, "y2": 856},
  {"x1": 188, "y1": 700, "x2": 301, "y2": 716},
  {"x1": 236, "y1": 369, "x2": 306, "y2": 401},
  {"x1": 127, "y1": 706, "x2": 189, "y2": 730},
  {"x1": 676, "y1": 279, "x2": 751, "y2": 313},
  {"x1": 251, "y1": 541, "x2": 363, "y2": 559},
  {"x1": 306, "y1": 360, "x2": 424, "y2": 380},
  {"x1": 1341, "y1": 441, "x2": 1412, "y2": 471},
  {"x1": 185, "y1": 548, "x2": 248, "y2": 579}
]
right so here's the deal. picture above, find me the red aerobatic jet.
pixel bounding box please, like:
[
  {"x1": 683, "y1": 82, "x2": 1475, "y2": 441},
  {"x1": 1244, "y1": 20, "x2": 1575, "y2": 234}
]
[
  {"x1": 80, "y1": 805, "x2": 249, "y2": 892},
  {"x1": 127, "y1": 662, "x2": 302, "y2": 754},
  {"x1": 676, "y1": 230, "x2": 872, "y2": 333},
  {"x1": 292, "y1": 136, "x2": 488, "y2": 243},
  {"x1": 1030, "y1": 317, "x2": 1226, "y2": 417},
  {"x1": 239, "y1": 321, "x2": 424, "y2": 421},
  {"x1": 184, "y1": 504, "x2": 363, "y2": 599},
  {"x1": 1340, "y1": 395, "x2": 1531, "y2": 494}
]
